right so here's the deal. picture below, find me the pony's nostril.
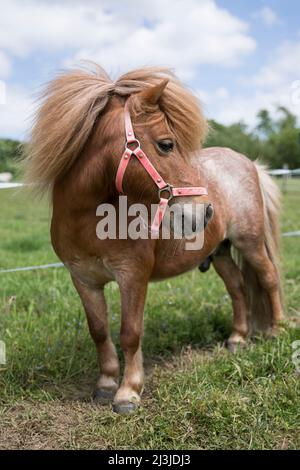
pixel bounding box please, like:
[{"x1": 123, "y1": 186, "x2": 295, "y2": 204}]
[
  {"x1": 204, "y1": 203, "x2": 214, "y2": 228},
  {"x1": 206, "y1": 204, "x2": 213, "y2": 218}
]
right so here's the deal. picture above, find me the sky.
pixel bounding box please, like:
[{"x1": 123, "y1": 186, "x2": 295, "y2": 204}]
[{"x1": 0, "y1": 0, "x2": 300, "y2": 140}]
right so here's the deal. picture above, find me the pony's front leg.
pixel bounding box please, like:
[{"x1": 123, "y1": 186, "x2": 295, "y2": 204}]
[
  {"x1": 113, "y1": 273, "x2": 149, "y2": 414},
  {"x1": 71, "y1": 276, "x2": 119, "y2": 404}
]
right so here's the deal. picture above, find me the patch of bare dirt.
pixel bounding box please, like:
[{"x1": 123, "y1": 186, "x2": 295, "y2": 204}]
[
  {"x1": 0, "y1": 401, "x2": 88, "y2": 449},
  {"x1": 0, "y1": 347, "x2": 213, "y2": 450}
]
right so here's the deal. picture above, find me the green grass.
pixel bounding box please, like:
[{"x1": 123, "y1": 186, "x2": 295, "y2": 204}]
[{"x1": 0, "y1": 180, "x2": 299, "y2": 449}]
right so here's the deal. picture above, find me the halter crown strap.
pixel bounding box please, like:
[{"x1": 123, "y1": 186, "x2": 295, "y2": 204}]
[
  {"x1": 115, "y1": 100, "x2": 208, "y2": 237},
  {"x1": 124, "y1": 101, "x2": 136, "y2": 143}
]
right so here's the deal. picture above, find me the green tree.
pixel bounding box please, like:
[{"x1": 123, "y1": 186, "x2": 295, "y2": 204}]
[
  {"x1": 256, "y1": 109, "x2": 274, "y2": 138},
  {"x1": 0, "y1": 139, "x2": 21, "y2": 177},
  {"x1": 205, "y1": 120, "x2": 263, "y2": 161},
  {"x1": 257, "y1": 107, "x2": 300, "y2": 169},
  {"x1": 205, "y1": 106, "x2": 300, "y2": 169}
]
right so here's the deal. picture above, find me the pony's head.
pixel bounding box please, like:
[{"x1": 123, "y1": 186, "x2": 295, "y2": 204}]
[{"x1": 25, "y1": 64, "x2": 213, "y2": 234}]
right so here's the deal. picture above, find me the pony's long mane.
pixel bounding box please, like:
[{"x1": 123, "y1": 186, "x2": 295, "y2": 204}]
[{"x1": 24, "y1": 63, "x2": 207, "y2": 194}]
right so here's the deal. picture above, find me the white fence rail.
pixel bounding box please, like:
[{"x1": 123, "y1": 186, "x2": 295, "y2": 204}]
[{"x1": 0, "y1": 182, "x2": 24, "y2": 189}]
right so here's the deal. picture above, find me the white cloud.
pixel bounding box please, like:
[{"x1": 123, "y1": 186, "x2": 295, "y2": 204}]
[
  {"x1": 212, "y1": 88, "x2": 294, "y2": 126},
  {"x1": 196, "y1": 88, "x2": 212, "y2": 105},
  {"x1": 0, "y1": 0, "x2": 256, "y2": 81},
  {"x1": 0, "y1": 51, "x2": 11, "y2": 78},
  {"x1": 204, "y1": 40, "x2": 300, "y2": 126},
  {"x1": 0, "y1": 85, "x2": 34, "y2": 139},
  {"x1": 255, "y1": 41, "x2": 300, "y2": 88},
  {"x1": 196, "y1": 86, "x2": 229, "y2": 110},
  {"x1": 68, "y1": 0, "x2": 256, "y2": 79},
  {"x1": 1, "y1": 2, "x2": 296, "y2": 137},
  {"x1": 0, "y1": 2, "x2": 120, "y2": 59},
  {"x1": 215, "y1": 87, "x2": 230, "y2": 100},
  {"x1": 0, "y1": 81, "x2": 6, "y2": 105},
  {"x1": 252, "y1": 6, "x2": 281, "y2": 26},
  {"x1": 0, "y1": 0, "x2": 258, "y2": 137}
]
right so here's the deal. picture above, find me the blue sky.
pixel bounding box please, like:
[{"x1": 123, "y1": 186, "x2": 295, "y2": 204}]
[{"x1": 0, "y1": 0, "x2": 300, "y2": 139}]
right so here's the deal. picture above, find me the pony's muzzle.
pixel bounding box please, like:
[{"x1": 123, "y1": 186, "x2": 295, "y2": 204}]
[{"x1": 170, "y1": 200, "x2": 213, "y2": 236}]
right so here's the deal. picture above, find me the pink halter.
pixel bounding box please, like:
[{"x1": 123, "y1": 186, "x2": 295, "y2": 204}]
[{"x1": 115, "y1": 101, "x2": 208, "y2": 237}]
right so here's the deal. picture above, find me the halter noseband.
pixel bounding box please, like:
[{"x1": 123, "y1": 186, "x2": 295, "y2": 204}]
[{"x1": 115, "y1": 101, "x2": 208, "y2": 238}]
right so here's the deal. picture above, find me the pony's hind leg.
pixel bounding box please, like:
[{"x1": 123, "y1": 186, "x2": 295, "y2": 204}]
[
  {"x1": 235, "y1": 162, "x2": 284, "y2": 335},
  {"x1": 237, "y1": 241, "x2": 283, "y2": 334},
  {"x1": 71, "y1": 276, "x2": 119, "y2": 404},
  {"x1": 212, "y1": 241, "x2": 249, "y2": 351}
]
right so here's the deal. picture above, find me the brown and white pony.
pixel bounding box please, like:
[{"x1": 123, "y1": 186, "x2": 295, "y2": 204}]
[{"x1": 24, "y1": 65, "x2": 283, "y2": 414}]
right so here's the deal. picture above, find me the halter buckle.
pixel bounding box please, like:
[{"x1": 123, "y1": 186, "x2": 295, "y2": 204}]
[{"x1": 158, "y1": 184, "x2": 174, "y2": 201}]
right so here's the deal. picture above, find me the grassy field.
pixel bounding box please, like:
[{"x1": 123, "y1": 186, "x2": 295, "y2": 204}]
[{"x1": 0, "y1": 180, "x2": 299, "y2": 450}]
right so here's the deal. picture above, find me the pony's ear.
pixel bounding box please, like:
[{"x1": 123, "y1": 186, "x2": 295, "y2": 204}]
[{"x1": 138, "y1": 78, "x2": 169, "y2": 105}]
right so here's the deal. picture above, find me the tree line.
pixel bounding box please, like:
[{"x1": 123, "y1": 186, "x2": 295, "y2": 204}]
[
  {"x1": 0, "y1": 105, "x2": 299, "y2": 178},
  {"x1": 206, "y1": 106, "x2": 300, "y2": 169}
]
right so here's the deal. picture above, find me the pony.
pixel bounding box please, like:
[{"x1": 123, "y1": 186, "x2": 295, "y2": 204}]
[{"x1": 24, "y1": 64, "x2": 283, "y2": 414}]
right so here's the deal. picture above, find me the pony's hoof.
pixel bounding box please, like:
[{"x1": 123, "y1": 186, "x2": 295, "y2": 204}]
[
  {"x1": 112, "y1": 401, "x2": 138, "y2": 414},
  {"x1": 226, "y1": 340, "x2": 246, "y2": 353},
  {"x1": 266, "y1": 323, "x2": 285, "y2": 338},
  {"x1": 93, "y1": 388, "x2": 116, "y2": 405}
]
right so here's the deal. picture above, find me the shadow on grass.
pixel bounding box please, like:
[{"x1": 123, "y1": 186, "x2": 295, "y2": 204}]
[{"x1": 1, "y1": 300, "x2": 232, "y2": 403}]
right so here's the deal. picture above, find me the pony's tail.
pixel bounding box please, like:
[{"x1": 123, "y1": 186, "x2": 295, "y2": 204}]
[{"x1": 235, "y1": 163, "x2": 284, "y2": 333}]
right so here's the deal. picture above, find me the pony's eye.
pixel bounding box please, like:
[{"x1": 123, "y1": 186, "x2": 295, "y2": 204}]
[{"x1": 156, "y1": 139, "x2": 174, "y2": 154}]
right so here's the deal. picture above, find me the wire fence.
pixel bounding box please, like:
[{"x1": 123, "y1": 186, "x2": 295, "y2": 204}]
[
  {"x1": 0, "y1": 178, "x2": 299, "y2": 274},
  {"x1": 0, "y1": 263, "x2": 64, "y2": 274}
]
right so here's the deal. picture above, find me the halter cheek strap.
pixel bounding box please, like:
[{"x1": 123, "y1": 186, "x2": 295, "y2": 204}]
[{"x1": 115, "y1": 100, "x2": 208, "y2": 237}]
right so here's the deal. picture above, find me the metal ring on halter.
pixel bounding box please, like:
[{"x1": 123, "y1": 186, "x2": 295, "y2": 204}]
[
  {"x1": 125, "y1": 139, "x2": 141, "y2": 151},
  {"x1": 158, "y1": 184, "x2": 174, "y2": 201}
]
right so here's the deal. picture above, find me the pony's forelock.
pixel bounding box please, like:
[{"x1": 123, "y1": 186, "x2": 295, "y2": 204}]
[{"x1": 24, "y1": 63, "x2": 208, "y2": 195}]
